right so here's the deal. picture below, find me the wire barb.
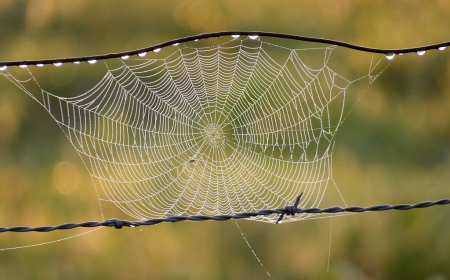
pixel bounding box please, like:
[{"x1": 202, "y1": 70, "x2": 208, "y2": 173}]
[
  {"x1": 0, "y1": 198, "x2": 449, "y2": 234},
  {"x1": 276, "y1": 192, "x2": 304, "y2": 224}
]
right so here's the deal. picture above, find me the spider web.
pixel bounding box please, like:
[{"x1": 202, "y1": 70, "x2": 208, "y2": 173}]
[{"x1": 1, "y1": 36, "x2": 387, "y2": 223}]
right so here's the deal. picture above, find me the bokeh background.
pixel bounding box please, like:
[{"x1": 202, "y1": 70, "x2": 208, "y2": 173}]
[{"x1": 1, "y1": 0, "x2": 450, "y2": 279}]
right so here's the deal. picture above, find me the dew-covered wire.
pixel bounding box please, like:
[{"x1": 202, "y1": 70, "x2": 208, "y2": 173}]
[
  {"x1": 0, "y1": 31, "x2": 449, "y2": 68},
  {"x1": 1, "y1": 198, "x2": 449, "y2": 233}
]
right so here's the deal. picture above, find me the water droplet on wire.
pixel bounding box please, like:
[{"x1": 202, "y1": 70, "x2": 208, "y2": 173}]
[
  {"x1": 0, "y1": 66, "x2": 7, "y2": 71},
  {"x1": 248, "y1": 35, "x2": 259, "y2": 40},
  {"x1": 438, "y1": 46, "x2": 447, "y2": 51},
  {"x1": 36, "y1": 64, "x2": 44, "y2": 67},
  {"x1": 19, "y1": 65, "x2": 27, "y2": 68},
  {"x1": 173, "y1": 43, "x2": 179, "y2": 46},
  {"x1": 53, "y1": 62, "x2": 63, "y2": 67},
  {"x1": 88, "y1": 60, "x2": 97, "y2": 64},
  {"x1": 138, "y1": 52, "x2": 147, "y2": 57},
  {"x1": 417, "y1": 50, "x2": 426, "y2": 56},
  {"x1": 73, "y1": 61, "x2": 81, "y2": 64},
  {"x1": 385, "y1": 53, "x2": 395, "y2": 60},
  {"x1": 153, "y1": 48, "x2": 161, "y2": 53},
  {"x1": 232, "y1": 35, "x2": 240, "y2": 39}
]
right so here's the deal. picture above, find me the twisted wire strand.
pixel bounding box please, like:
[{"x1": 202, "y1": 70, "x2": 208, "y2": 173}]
[
  {"x1": 0, "y1": 31, "x2": 449, "y2": 67},
  {"x1": 1, "y1": 198, "x2": 449, "y2": 233}
]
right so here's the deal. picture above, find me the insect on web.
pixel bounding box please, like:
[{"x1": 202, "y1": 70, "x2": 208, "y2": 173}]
[{"x1": 1, "y1": 36, "x2": 387, "y2": 223}]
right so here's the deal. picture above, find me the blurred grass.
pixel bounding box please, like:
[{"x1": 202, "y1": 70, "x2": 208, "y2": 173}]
[{"x1": 1, "y1": 0, "x2": 450, "y2": 279}]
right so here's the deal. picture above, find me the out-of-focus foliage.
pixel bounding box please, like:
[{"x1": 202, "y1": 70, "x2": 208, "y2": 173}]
[{"x1": 0, "y1": 0, "x2": 450, "y2": 279}]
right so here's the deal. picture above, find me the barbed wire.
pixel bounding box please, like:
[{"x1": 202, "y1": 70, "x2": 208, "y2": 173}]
[{"x1": 1, "y1": 197, "x2": 449, "y2": 233}]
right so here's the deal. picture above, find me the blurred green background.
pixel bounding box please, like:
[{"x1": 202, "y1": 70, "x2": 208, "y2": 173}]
[{"x1": 1, "y1": 0, "x2": 450, "y2": 279}]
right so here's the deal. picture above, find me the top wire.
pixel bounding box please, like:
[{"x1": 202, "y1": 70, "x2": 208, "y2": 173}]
[{"x1": 0, "y1": 31, "x2": 448, "y2": 69}]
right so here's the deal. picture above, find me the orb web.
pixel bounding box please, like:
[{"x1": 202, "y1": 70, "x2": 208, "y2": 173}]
[{"x1": 1, "y1": 36, "x2": 386, "y2": 223}]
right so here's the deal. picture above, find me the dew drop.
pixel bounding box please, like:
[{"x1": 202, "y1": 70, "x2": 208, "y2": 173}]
[
  {"x1": 153, "y1": 48, "x2": 161, "y2": 53},
  {"x1": 130, "y1": 225, "x2": 136, "y2": 228},
  {"x1": 172, "y1": 43, "x2": 180, "y2": 46},
  {"x1": 73, "y1": 61, "x2": 81, "y2": 64},
  {"x1": 53, "y1": 62, "x2": 63, "y2": 67},
  {"x1": 138, "y1": 52, "x2": 147, "y2": 57},
  {"x1": 398, "y1": 53, "x2": 404, "y2": 56},
  {"x1": 121, "y1": 55, "x2": 129, "y2": 60},
  {"x1": 385, "y1": 53, "x2": 395, "y2": 60},
  {"x1": 88, "y1": 59, "x2": 97, "y2": 64},
  {"x1": 36, "y1": 64, "x2": 44, "y2": 67},
  {"x1": 438, "y1": 46, "x2": 447, "y2": 51},
  {"x1": 0, "y1": 65, "x2": 7, "y2": 71},
  {"x1": 194, "y1": 39, "x2": 199, "y2": 42},
  {"x1": 232, "y1": 35, "x2": 240, "y2": 39},
  {"x1": 248, "y1": 35, "x2": 259, "y2": 40},
  {"x1": 416, "y1": 50, "x2": 426, "y2": 56},
  {"x1": 19, "y1": 65, "x2": 27, "y2": 68}
]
